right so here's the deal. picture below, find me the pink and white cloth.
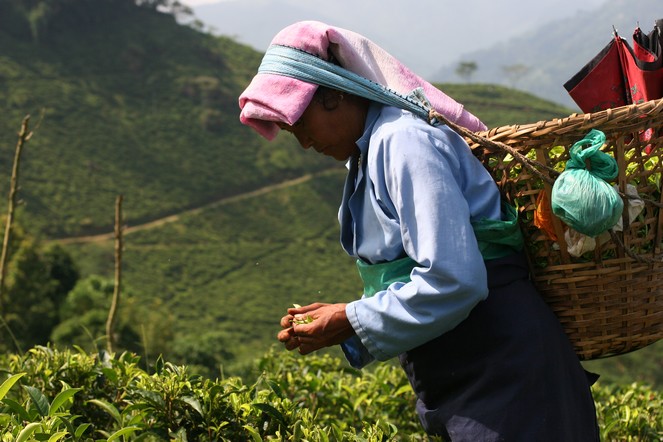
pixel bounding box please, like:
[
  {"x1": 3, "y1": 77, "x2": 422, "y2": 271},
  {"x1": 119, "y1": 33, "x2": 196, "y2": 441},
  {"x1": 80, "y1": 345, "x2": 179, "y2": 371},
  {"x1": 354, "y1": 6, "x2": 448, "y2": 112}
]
[{"x1": 239, "y1": 20, "x2": 486, "y2": 139}]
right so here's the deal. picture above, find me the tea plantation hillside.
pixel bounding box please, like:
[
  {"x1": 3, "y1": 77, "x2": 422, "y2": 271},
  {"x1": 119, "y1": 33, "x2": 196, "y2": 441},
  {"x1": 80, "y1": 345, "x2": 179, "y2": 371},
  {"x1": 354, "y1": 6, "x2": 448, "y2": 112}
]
[{"x1": 0, "y1": 0, "x2": 335, "y2": 238}]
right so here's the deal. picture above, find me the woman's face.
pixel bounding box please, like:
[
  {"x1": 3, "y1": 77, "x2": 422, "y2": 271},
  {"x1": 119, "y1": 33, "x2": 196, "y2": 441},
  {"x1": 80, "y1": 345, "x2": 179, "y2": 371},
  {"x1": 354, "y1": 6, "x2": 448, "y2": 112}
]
[{"x1": 279, "y1": 90, "x2": 368, "y2": 162}]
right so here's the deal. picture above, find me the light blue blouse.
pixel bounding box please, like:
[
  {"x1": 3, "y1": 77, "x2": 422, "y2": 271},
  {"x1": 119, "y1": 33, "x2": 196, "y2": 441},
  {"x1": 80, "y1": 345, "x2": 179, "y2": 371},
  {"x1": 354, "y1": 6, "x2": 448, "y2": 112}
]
[{"x1": 340, "y1": 104, "x2": 502, "y2": 368}]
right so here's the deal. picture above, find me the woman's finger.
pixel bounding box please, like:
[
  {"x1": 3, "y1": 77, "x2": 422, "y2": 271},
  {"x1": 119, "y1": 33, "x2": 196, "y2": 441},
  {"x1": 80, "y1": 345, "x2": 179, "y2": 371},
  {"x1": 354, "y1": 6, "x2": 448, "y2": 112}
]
[
  {"x1": 284, "y1": 336, "x2": 300, "y2": 351},
  {"x1": 287, "y1": 302, "x2": 328, "y2": 315},
  {"x1": 297, "y1": 341, "x2": 320, "y2": 355},
  {"x1": 277, "y1": 326, "x2": 295, "y2": 342},
  {"x1": 280, "y1": 314, "x2": 294, "y2": 329}
]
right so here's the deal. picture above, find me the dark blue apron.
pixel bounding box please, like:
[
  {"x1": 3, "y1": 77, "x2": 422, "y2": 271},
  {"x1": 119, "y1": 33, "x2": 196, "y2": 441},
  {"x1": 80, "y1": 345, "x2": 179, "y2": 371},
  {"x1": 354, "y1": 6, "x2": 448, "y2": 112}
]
[{"x1": 356, "y1": 251, "x2": 599, "y2": 441}]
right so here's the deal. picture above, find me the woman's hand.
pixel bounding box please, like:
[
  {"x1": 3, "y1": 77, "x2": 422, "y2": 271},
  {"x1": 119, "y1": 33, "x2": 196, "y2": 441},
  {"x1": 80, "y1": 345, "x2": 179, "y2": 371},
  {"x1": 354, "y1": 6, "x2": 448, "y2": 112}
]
[{"x1": 277, "y1": 302, "x2": 355, "y2": 354}]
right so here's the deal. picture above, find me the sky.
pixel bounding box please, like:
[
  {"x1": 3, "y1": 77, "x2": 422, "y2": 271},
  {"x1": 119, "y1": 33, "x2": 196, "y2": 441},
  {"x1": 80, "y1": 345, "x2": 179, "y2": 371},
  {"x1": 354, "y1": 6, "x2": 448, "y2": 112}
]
[{"x1": 177, "y1": 0, "x2": 609, "y2": 79}]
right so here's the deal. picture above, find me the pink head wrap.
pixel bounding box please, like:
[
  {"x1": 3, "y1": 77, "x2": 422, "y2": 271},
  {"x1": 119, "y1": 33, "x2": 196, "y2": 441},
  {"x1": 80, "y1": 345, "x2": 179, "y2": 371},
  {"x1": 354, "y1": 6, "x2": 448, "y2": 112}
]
[{"x1": 239, "y1": 20, "x2": 486, "y2": 139}]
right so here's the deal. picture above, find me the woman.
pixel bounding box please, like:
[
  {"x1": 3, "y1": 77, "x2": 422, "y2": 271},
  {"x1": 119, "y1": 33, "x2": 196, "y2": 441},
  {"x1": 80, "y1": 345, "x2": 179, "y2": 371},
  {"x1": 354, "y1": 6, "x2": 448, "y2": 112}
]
[{"x1": 239, "y1": 20, "x2": 599, "y2": 441}]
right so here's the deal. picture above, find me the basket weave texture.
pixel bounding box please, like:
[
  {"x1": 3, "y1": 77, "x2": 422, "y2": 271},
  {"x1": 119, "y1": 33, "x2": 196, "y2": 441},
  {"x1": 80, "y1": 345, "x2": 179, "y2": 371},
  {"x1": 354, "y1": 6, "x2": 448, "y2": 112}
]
[{"x1": 439, "y1": 99, "x2": 663, "y2": 360}]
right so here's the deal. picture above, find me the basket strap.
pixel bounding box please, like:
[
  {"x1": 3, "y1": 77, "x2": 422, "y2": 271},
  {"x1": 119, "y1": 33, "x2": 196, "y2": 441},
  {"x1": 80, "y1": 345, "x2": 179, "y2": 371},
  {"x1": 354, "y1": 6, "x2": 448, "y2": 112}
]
[{"x1": 430, "y1": 110, "x2": 559, "y2": 185}]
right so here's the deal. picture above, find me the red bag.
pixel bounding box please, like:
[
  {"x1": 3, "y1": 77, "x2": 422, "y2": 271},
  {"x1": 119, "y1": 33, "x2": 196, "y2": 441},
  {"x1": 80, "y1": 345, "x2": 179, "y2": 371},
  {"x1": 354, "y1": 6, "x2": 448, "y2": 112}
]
[
  {"x1": 621, "y1": 27, "x2": 663, "y2": 104},
  {"x1": 633, "y1": 28, "x2": 657, "y2": 62},
  {"x1": 565, "y1": 20, "x2": 663, "y2": 113},
  {"x1": 564, "y1": 36, "x2": 628, "y2": 113}
]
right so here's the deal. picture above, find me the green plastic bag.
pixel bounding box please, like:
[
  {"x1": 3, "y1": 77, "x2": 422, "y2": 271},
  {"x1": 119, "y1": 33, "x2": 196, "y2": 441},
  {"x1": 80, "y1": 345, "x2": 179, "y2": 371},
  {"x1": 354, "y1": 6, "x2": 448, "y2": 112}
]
[{"x1": 551, "y1": 129, "x2": 623, "y2": 237}]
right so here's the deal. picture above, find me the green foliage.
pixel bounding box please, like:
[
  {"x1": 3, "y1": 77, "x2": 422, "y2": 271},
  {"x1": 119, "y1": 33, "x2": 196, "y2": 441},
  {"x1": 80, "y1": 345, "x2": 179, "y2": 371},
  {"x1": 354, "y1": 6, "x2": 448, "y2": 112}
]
[
  {"x1": 49, "y1": 276, "x2": 115, "y2": 349},
  {"x1": 50, "y1": 275, "x2": 174, "y2": 361},
  {"x1": 0, "y1": 347, "x2": 417, "y2": 440},
  {"x1": 594, "y1": 382, "x2": 663, "y2": 441},
  {"x1": 0, "y1": 346, "x2": 659, "y2": 441},
  {"x1": 254, "y1": 349, "x2": 422, "y2": 436},
  {"x1": 0, "y1": 227, "x2": 80, "y2": 353}
]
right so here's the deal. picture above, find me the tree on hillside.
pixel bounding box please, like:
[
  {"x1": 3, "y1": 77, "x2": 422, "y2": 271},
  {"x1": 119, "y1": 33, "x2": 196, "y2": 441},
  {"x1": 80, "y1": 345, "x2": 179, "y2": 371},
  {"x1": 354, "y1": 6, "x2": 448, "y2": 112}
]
[
  {"x1": 42, "y1": 243, "x2": 79, "y2": 308},
  {"x1": 135, "y1": 0, "x2": 192, "y2": 17},
  {"x1": 52, "y1": 275, "x2": 175, "y2": 363},
  {"x1": 502, "y1": 64, "x2": 531, "y2": 88},
  {"x1": 455, "y1": 61, "x2": 478, "y2": 83},
  {"x1": 52, "y1": 276, "x2": 138, "y2": 352},
  {"x1": 0, "y1": 232, "x2": 80, "y2": 352},
  {"x1": 1, "y1": 0, "x2": 191, "y2": 42},
  {"x1": 170, "y1": 331, "x2": 236, "y2": 378}
]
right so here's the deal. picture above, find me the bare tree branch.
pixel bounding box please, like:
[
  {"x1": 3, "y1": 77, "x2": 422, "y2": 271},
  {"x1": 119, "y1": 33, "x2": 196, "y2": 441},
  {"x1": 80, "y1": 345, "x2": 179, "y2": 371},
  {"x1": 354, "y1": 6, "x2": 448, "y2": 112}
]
[
  {"x1": 0, "y1": 115, "x2": 32, "y2": 314},
  {"x1": 106, "y1": 195, "x2": 124, "y2": 353}
]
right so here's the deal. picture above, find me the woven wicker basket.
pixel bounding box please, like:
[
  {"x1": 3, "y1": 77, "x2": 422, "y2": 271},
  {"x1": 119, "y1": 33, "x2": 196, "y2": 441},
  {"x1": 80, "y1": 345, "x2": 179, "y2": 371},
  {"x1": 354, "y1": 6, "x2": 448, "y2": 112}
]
[{"x1": 434, "y1": 98, "x2": 663, "y2": 360}]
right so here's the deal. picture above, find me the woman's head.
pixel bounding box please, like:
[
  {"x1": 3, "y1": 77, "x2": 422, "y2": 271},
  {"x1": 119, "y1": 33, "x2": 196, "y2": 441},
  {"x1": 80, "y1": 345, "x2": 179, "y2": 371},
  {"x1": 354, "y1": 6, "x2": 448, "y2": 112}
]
[
  {"x1": 278, "y1": 87, "x2": 368, "y2": 161},
  {"x1": 238, "y1": 21, "x2": 486, "y2": 140}
]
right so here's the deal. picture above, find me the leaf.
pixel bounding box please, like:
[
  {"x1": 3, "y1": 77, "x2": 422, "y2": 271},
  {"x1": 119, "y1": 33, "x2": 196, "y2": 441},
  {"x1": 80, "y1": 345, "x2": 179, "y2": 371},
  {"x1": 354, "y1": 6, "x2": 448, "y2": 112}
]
[
  {"x1": 393, "y1": 384, "x2": 412, "y2": 396},
  {"x1": 106, "y1": 426, "x2": 141, "y2": 441},
  {"x1": 242, "y1": 425, "x2": 263, "y2": 442},
  {"x1": 16, "y1": 422, "x2": 41, "y2": 442},
  {"x1": 49, "y1": 387, "x2": 82, "y2": 415},
  {"x1": 0, "y1": 373, "x2": 25, "y2": 401},
  {"x1": 23, "y1": 385, "x2": 50, "y2": 417},
  {"x1": 318, "y1": 428, "x2": 330, "y2": 442},
  {"x1": 251, "y1": 402, "x2": 287, "y2": 427},
  {"x1": 134, "y1": 389, "x2": 165, "y2": 408},
  {"x1": 2, "y1": 398, "x2": 31, "y2": 421},
  {"x1": 180, "y1": 395, "x2": 204, "y2": 418},
  {"x1": 132, "y1": 432, "x2": 159, "y2": 442},
  {"x1": 74, "y1": 423, "x2": 91, "y2": 439},
  {"x1": 154, "y1": 355, "x2": 165, "y2": 375},
  {"x1": 56, "y1": 416, "x2": 75, "y2": 437},
  {"x1": 265, "y1": 379, "x2": 284, "y2": 399},
  {"x1": 47, "y1": 431, "x2": 68, "y2": 442},
  {"x1": 352, "y1": 392, "x2": 370, "y2": 411},
  {"x1": 87, "y1": 399, "x2": 122, "y2": 425},
  {"x1": 101, "y1": 367, "x2": 118, "y2": 384}
]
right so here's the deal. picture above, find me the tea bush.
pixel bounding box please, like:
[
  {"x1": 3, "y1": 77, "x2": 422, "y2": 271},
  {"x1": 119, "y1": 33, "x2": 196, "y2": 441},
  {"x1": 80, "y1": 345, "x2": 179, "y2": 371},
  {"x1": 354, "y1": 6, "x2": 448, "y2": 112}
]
[{"x1": 0, "y1": 346, "x2": 660, "y2": 441}]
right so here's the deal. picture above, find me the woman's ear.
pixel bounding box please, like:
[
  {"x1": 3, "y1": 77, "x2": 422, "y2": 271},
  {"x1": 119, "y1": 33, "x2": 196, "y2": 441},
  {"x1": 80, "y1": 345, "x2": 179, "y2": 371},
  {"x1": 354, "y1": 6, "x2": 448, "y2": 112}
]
[{"x1": 319, "y1": 88, "x2": 344, "y2": 110}]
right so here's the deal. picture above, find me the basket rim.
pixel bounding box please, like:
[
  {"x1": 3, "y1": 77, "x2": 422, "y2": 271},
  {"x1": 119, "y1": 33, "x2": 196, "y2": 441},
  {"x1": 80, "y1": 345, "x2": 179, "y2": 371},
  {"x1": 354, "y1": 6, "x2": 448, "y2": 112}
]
[{"x1": 475, "y1": 97, "x2": 663, "y2": 144}]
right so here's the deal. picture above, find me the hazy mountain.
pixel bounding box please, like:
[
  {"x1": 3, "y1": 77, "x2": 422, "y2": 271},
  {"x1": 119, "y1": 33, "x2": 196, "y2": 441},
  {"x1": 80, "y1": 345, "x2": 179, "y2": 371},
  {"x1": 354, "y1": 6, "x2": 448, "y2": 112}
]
[
  {"x1": 185, "y1": 0, "x2": 660, "y2": 109},
  {"x1": 431, "y1": 0, "x2": 662, "y2": 108},
  {"x1": 186, "y1": 0, "x2": 606, "y2": 80}
]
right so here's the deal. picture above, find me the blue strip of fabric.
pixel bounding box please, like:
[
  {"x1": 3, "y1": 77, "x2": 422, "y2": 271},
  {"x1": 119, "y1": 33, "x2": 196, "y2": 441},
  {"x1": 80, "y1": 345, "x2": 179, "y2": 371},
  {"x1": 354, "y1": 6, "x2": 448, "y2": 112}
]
[{"x1": 257, "y1": 45, "x2": 438, "y2": 123}]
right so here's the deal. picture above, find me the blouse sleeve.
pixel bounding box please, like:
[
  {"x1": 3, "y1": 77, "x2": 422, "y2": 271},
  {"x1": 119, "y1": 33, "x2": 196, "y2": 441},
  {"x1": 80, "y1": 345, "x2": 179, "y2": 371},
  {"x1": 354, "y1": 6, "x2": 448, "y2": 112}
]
[{"x1": 345, "y1": 121, "x2": 493, "y2": 361}]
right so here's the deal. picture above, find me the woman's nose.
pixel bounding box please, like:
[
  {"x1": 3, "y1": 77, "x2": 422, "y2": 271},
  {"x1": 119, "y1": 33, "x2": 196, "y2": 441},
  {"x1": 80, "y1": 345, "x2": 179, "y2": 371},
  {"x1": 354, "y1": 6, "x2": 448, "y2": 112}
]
[{"x1": 293, "y1": 132, "x2": 314, "y2": 150}]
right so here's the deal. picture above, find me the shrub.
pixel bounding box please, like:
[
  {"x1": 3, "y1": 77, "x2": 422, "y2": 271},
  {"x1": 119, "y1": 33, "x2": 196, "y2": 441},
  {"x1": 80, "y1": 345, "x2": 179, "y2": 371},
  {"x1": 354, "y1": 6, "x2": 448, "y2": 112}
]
[{"x1": 0, "y1": 346, "x2": 660, "y2": 441}]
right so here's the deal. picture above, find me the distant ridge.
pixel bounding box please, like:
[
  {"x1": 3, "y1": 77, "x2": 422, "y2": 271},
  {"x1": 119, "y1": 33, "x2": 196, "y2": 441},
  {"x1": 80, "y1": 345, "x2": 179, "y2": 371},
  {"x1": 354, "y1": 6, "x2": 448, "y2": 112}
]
[{"x1": 431, "y1": 0, "x2": 662, "y2": 108}]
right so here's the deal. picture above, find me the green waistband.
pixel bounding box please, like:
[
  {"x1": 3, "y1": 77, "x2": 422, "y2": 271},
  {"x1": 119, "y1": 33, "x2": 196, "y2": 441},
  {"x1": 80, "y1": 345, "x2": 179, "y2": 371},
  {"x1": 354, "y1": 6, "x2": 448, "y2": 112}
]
[
  {"x1": 356, "y1": 255, "x2": 419, "y2": 297},
  {"x1": 472, "y1": 202, "x2": 523, "y2": 261},
  {"x1": 356, "y1": 202, "x2": 523, "y2": 296}
]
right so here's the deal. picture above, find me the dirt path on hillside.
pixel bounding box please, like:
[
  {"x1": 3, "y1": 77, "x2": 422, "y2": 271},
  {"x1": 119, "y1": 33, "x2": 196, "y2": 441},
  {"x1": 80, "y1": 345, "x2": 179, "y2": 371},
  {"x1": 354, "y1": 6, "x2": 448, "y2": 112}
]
[{"x1": 57, "y1": 170, "x2": 339, "y2": 245}]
